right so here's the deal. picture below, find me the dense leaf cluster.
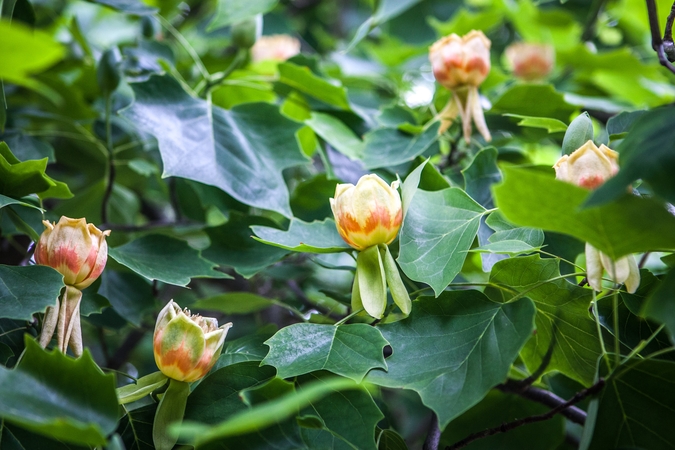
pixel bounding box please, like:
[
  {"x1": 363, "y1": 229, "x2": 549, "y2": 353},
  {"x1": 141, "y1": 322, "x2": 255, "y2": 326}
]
[{"x1": 1, "y1": 0, "x2": 675, "y2": 449}]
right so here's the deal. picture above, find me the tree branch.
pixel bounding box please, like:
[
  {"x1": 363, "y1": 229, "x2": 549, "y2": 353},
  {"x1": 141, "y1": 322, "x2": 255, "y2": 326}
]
[
  {"x1": 423, "y1": 413, "x2": 441, "y2": 450},
  {"x1": 497, "y1": 382, "x2": 588, "y2": 425},
  {"x1": 646, "y1": 0, "x2": 675, "y2": 74},
  {"x1": 446, "y1": 379, "x2": 605, "y2": 450}
]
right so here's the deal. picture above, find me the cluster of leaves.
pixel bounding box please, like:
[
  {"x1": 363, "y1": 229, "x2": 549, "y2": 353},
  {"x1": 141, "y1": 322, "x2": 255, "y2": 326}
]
[{"x1": 1, "y1": 0, "x2": 675, "y2": 449}]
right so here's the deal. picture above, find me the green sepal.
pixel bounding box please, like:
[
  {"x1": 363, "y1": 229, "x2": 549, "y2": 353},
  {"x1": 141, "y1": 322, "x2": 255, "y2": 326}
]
[
  {"x1": 117, "y1": 371, "x2": 168, "y2": 405},
  {"x1": 356, "y1": 245, "x2": 387, "y2": 319},
  {"x1": 153, "y1": 378, "x2": 190, "y2": 450},
  {"x1": 380, "y1": 244, "x2": 411, "y2": 316}
]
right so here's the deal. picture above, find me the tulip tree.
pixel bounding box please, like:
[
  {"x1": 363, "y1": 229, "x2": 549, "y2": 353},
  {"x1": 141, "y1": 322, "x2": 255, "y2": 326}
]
[{"x1": 2, "y1": 0, "x2": 675, "y2": 449}]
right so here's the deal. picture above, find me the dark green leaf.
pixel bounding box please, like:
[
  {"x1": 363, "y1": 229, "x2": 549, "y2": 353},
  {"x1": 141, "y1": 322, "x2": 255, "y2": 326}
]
[
  {"x1": 606, "y1": 110, "x2": 646, "y2": 139},
  {"x1": 252, "y1": 219, "x2": 351, "y2": 253},
  {"x1": 397, "y1": 188, "x2": 485, "y2": 295},
  {"x1": 99, "y1": 271, "x2": 155, "y2": 327},
  {"x1": 366, "y1": 292, "x2": 536, "y2": 428},
  {"x1": 109, "y1": 234, "x2": 230, "y2": 287},
  {"x1": 0, "y1": 337, "x2": 118, "y2": 446},
  {"x1": 377, "y1": 429, "x2": 408, "y2": 450},
  {"x1": 192, "y1": 292, "x2": 275, "y2": 315},
  {"x1": 122, "y1": 75, "x2": 307, "y2": 217},
  {"x1": 214, "y1": 328, "x2": 275, "y2": 370},
  {"x1": 118, "y1": 404, "x2": 155, "y2": 450},
  {"x1": 262, "y1": 323, "x2": 389, "y2": 382},
  {"x1": 642, "y1": 267, "x2": 675, "y2": 343},
  {"x1": 0, "y1": 265, "x2": 64, "y2": 321},
  {"x1": 580, "y1": 359, "x2": 675, "y2": 450},
  {"x1": 487, "y1": 255, "x2": 601, "y2": 386},
  {"x1": 0, "y1": 193, "x2": 43, "y2": 211},
  {"x1": 347, "y1": 0, "x2": 423, "y2": 50},
  {"x1": 361, "y1": 124, "x2": 439, "y2": 169},
  {"x1": 590, "y1": 106, "x2": 675, "y2": 205},
  {"x1": 494, "y1": 166, "x2": 675, "y2": 259},
  {"x1": 305, "y1": 113, "x2": 363, "y2": 159},
  {"x1": 203, "y1": 214, "x2": 289, "y2": 278}
]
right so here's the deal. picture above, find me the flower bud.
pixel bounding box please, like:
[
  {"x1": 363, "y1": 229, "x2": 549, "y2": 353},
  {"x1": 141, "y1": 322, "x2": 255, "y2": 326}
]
[
  {"x1": 429, "y1": 30, "x2": 491, "y2": 90},
  {"x1": 35, "y1": 216, "x2": 111, "y2": 290},
  {"x1": 553, "y1": 140, "x2": 619, "y2": 190},
  {"x1": 585, "y1": 243, "x2": 640, "y2": 294},
  {"x1": 251, "y1": 34, "x2": 300, "y2": 62},
  {"x1": 153, "y1": 301, "x2": 232, "y2": 382},
  {"x1": 330, "y1": 174, "x2": 402, "y2": 251},
  {"x1": 504, "y1": 42, "x2": 554, "y2": 81}
]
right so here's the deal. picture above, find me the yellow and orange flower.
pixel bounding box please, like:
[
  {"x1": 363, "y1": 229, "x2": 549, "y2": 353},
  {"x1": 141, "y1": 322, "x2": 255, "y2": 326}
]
[
  {"x1": 329, "y1": 174, "x2": 402, "y2": 251},
  {"x1": 153, "y1": 301, "x2": 232, "y2": 382},
  {"x1": 35, "y1": 216, "x2": 110, "y2": 289}
]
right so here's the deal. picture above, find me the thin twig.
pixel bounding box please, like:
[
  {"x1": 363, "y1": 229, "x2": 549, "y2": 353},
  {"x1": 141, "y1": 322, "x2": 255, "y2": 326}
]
[
  {"x1": 447, "y1": 379, "x2": 605, "y2": 450},
  {"x1": 101, "y1": 95, "x2": 115, "y2": 224},
  {"x1": 423, "y1": 413, "x2": 441, "y2": 450},
  {"x1": 638, "y1": 252, "x2": 650, "y2": 269},
  {"x1": 496, "y1": 382, "x2": 588, "y2": 425}
]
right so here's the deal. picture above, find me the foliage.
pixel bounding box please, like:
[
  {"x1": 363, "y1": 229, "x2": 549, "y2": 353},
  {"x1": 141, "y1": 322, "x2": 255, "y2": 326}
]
[{"x1": 1, "y1": 0, "x2": 675, "y2": 449}]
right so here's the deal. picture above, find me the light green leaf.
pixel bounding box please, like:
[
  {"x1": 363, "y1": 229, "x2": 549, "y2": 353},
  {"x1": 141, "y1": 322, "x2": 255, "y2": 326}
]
[
  {"x1": 0, "y1": 265, "x2": 64, "y2": 321},
  {"x1": 494, "y1": 166, "x2": 675, "y2": 259},
  {"x1": 109, "y1": 234, "x2": 231, "y2": 286},
  {"x1": 380, "y1": 244, "x2": 411, "y2": 315},
  {"x1": 0, "y1": 194, "x2": 42, "y2": 211},
  {"x1": 366, "y1": 292, "x2": 536, "y2": 429},
  {"x1": 561, "y1": 112, "x2": 593, "y2": 155},
  {"x1": 117, "y1": 371, "x2": 168, "y2": 405},
  {"x1": 504, "y1": 114, "x2": 568, "y2": 133},
  {"x1": 262, "y1": 323, "x2": 389, "y2": 382},
  {"x1": 487, "y1": 255, "x2": 601, "y2": 386},
  {"x1": 362, "y1": 124, "x2": 440, "y2": 169},
  {"x1": 251, "y1": 219, "x2": 351, "y2": 253},
  {"x1": 428, "y1": 7, "x2": 503, "y2": 36},
  {"x1": 278, "y1": 63, "x2": 350, "y2": 110},
  {"x1": 192, "y1": 292, "x2": 275, "y2": 315},
  {"x1": 356, "y1": 245, "x2": 387, "y2": 319},
  {"x1": 305, "y1": 112, "x2": 364, "y2": 160},
  {"x1": 0, "y1": 142, "x2": 72, "y2": 199},
  {"x1": 208, "y1": 0, "x2": 277, "y2": 30},
  {"x1": 122, "y1": 75, "x2": 307, "y2": 218},
  {"x1": 485, "y1": 211, "x2": 544, "y2": 248},
  {"x1": 89, "y1": 0, "x2": 157, "y2": 15},
  {"x1": 153, "y1": 379, "x2": 189, "y2": 450},
  {"x1": 0, "y1": 337, "x2": 118, "y2": 446},
  {"x1": 472, "y1": 240, "x2": 541, "y2": 255},
  {"x1": 401, "y1": 159, "x2": 427, "y2": 218},
  {"x1": 490, "y1": 84, "x2": 576, "y2": 122},
  {"x1": 580, "y1": 359, "x2": 675, "y2": 450},
  {"x1": 397, "y1": 188, "x2": 485, "y2": 296}
]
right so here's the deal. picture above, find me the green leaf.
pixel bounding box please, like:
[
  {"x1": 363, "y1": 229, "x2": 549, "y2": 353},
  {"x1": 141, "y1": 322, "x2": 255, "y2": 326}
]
[
  {"x1": 117, "y1": 371, "x2": 168, "y2": 405},
  {"x1": 381, "y1": 244, "x2": 411, "y2": 315},
  {"x1": 362, "y1": 124, "x2": 440, "y2": 170},
  {"x1": 203, "y1": 214, "x2": 289, "y2": 278},
  {"x1": 490, "y1": 84, "x2": 576, "y2": 122},
  {"x1": 580, "y1": 359, "x2": 675, "y2": 450},
  {"x1": 590, "y1": 106, "x2": 675, "y2": 206},
  {"x1": 377, "y1": 429, "x2": 408, "y2": 450},
  {"x1": 462, "y1": 147, "x2": 501, "y2": 208},
  {"x1": 290, "y1": 174, "x2": 338, "y2": 222},
  {"x1": 0, "y1": 337, "x2": 118, "y2": 446},
  {"x1": 184, "y1": 362, "x2": 276, "y2": 424},
  {"x1": 503, "y1": 114, "x2": 568, "y2": 133},
  {"x1": 278, "y1": 63, "x2": 350, "y2": 110},
  {"x1": 472, "y1": 240, "x2": 541, "y2": 255},
  {"x1": 0, "y1": 265, "x2": 64, "y2": 321},
  {"x1": 0, "y1": 194, "x2": 42, "y2": 211},
  {"x1": 208, "y1": 0, "x2": 277, "y2": 31},
  {"x1": 561, "y1": 112, "x2": 594, "y2": 156},
  {"x1": 397, "y1": 188, "x2": 485, "y2": 296},
  {"x1": 119, "y1": 404, "x2": 155, "y2": 450},
  {"x1": 89, "y1": 0, "x2": 157, "y2": 15},
  {"x1": 0, "y1": 142, "x2": 72, "y2": 199},
  {"x1": 153, "y1": 379, "x2": 189, "y2": 450},
  {"x1": 494, "y1": 166, "x2": 675, "y2": 259},
  {"x1": 440, "y1": 390, "x2": 565, "y2": 450},
  {"x1": 252, "y1": 219, "x2": 351, "y2": 253},
  {"x1": 356, "y1": 245, "x2": 388, "y2": 319},
  {"x1": 262, "y1": 323, "x2": 389, "y2": 382},
  {"x1": 642, "y1": 267, "x2": 675, "y2": 342},
  {"x1": 298, "y1": 372, "x2": 383, "y2": 450},
  {"x1": 366, "y1": 292, "x2": 536, "y2": 429},
  {"x1": 109, "y1": 234, "x2": 230, "y2": 287},
  {"x1": 0, "y1": 20, "x2": 64, "y2": 88},
  {"x1": 99, "y1": 270, "x2": 155, "y2": 327},
  {"x1": 214, "y1": 329, "x2": 274, "y2": 370},
  {"x1": 305, "y1": 113, "x2": 364, "y2": 160},
  {"x1": 485, "y1": 211, "x2": 544, "y2": 247},
  {"x1": 606, "y1": 110, "x2": 646, "y2": 139},
  {"x1": 182, "y1": 376, "x2": 362, "y2": 445},
  {"x1": 122, "y1": 75, "x2": 307, "y2": 217},
  {"x1": 428, "y1": 7, "x2": 503, "y2": 36},
  {"x1": 347, "y1": 0, "x2": 423, "y2": 51},
  {"x1": 401, "y1": 159, "x2": 427, "y2": 218},
  {"x1": 487, "y1": 255, "x2": 601, "y2": 386},
  {"x1": 192, "y1": 292, "x2": 275, "y2": 315}
]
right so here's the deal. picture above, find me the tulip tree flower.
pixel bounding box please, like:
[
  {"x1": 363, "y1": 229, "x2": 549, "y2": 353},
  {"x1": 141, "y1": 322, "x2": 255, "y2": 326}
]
[
  {"x1": 251, "y1": 34, "x2": 300, "y2": 62},
  {"x1": 553, "y1": 140, "x2": 640, "y2": 293},
  {"x1": 429, "y1": 30, "x2": 492, "y2": 143},
  {"x1": 35, "y1": 216, "x2": 110, "y2": 356},
  {"x1": 152, "y1": 300, "x2": 232, "y2": 450},
  {"x1": 330, "y1": 174, "x2": 411, "y2": 319},
  {"x1": 504, "y1": 42, "x2": 555, "y2": 81}
]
